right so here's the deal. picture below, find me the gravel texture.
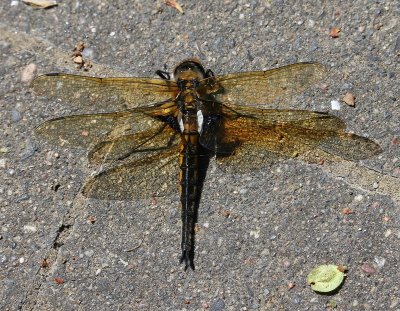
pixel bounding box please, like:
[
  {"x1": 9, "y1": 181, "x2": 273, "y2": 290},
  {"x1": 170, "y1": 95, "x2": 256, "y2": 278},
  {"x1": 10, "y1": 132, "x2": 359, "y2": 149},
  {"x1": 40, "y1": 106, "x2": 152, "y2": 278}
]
[{"x1": 0, "y1": 1, "x2": 399, "y2": 310}]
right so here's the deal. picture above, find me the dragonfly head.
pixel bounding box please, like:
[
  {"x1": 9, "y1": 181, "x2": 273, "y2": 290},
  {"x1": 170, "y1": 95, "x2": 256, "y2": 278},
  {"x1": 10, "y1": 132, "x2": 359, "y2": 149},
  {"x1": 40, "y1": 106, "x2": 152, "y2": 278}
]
[{"x1": 174, "y1": 59, "x2": 206, "y2": 81}]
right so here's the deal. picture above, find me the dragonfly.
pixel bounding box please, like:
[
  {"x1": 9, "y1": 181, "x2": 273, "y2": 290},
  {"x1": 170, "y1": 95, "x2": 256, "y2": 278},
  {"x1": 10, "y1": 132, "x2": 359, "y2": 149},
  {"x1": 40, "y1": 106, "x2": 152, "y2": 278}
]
[{"x1": 31, "y1": 60, "x2": 381, "y2": 270}]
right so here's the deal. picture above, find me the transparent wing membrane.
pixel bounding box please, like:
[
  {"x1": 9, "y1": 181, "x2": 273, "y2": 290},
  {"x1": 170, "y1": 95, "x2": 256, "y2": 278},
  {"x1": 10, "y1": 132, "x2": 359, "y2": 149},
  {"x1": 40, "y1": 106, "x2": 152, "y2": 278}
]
[
  {"x1": 31, "y1": 74, "x2": 178, "y2": 112},
  {"x1": 35, "y1": 111, "x2": 163, "y2": 149},
  {"x1": 82, "y1": 146, "x2": 180, "y2": 201},
  {"x1": 210, "y1": 62, "x2": 325, "y2": 107}
]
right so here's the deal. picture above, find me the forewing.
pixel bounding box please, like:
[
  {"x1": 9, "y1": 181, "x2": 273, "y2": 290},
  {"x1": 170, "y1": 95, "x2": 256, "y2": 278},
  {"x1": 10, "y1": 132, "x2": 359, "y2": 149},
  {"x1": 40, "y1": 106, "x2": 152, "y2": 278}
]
[
  {"x1": 82, "y1": 145, "x2": 180, "y2": 201},
  {"x1": 31, "y1": 74, "x2": 178, "y2": 112},
  {"x1": 210, "y1": 62, "x2": 325, "y2": 107},
  {"x1": 35, "y1": 111, "x2": 163, "y2": 149}
]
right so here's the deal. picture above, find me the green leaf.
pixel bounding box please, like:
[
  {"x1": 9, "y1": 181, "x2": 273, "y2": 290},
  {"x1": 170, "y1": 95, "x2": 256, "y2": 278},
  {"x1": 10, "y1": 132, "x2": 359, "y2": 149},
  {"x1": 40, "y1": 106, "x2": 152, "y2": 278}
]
[{"x1": 307, "y1": 264, "x2": 346, "y2": 293}]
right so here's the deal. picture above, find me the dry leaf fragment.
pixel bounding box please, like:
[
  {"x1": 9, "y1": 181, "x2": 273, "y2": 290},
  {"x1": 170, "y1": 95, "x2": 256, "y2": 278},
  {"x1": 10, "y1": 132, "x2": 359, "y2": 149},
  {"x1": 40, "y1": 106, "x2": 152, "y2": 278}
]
[
  {"x1": 40, "y1": 258, "x2": 49, "y2": 268},
  {"x1": 329, "y1": 27, "x2": 341, "y2": 38},
  {"x1": 54, "y1": 277, "x2": 65, "y2": 284},
  {"x1": 165, "y1": 0, "x2": 184, "y2": 14},
  {"x1": 361, "y1": 263, "x2": 376, "y2": 275},
  {"x1": 23, "y1": 0, "x2": 58, "y2": 8},
  {"x1": 343, "y1": 92, "x2": 356, "y2": 106},
  {"x1": 73, "y1": 55, "x2": 83, "y2": 65},
  {"x1": 341, "y1": 208, "x2": 353, "y2": 215},
  {"x1": 87, "y1": 215, "x2": 96, "y2": 224},
  {"x1": 71, "y1": 41, "x2": 92, "y2": 71},
  {"x1": 72, "y1": 41, "x2": 85, "y2": 56},
  {"x1": 220, "y1": 209, "x2": 231, "y2": 218}
]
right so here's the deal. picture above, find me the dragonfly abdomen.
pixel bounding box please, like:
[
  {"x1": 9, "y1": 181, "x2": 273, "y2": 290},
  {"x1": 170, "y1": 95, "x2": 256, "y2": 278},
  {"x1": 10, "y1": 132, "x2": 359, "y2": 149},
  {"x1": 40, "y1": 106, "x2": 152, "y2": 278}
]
[{"x1": 178, "y1": 109, "x2": 200, "y2": 269}]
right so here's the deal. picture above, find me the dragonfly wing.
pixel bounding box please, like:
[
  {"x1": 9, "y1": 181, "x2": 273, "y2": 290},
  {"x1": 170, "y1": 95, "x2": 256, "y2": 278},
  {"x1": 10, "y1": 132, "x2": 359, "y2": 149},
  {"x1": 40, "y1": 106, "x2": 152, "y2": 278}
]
[
  {"x1": 215, "y1": 107, "x2": 381, "y2": 172},
  {"x1": 208, "y1": 62, "x2": 325, "y2": 107},
  {"x1": 35, "y1": 110, "x2": 165, "y2": 149},
  {"x1": 200, "y1": 104, "x2": 346, "y2": 154},
  {"x1": 88, "y1": 124, "x2": 179, "y2": 165},
  {"x1": 318, "y1": 132, "x2": 382, "y2": 161},
  {"x1": 82, "y1": 145, "x2": 180, "y2": 201},
  {"x1": 31, "y1": 74, "x2": 178, "y2": 112}
]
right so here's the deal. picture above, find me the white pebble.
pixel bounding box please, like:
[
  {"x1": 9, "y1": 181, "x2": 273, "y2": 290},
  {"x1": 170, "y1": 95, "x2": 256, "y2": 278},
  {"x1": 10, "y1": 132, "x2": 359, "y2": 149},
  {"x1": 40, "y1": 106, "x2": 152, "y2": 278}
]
[
  {"x1": 374, "y1": 256, "x2": 386, "y2": 268},
  {"x1": 354, "y1": 194, "x2": 363, "y2": 202},
  {"x1": 331, "y1": 100, "x2": 341, "y2": 110}
]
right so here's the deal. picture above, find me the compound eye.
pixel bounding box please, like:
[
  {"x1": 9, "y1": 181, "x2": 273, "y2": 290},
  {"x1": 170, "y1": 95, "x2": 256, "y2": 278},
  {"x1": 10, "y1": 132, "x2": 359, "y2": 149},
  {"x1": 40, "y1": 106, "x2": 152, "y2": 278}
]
[{"x1": 174, "y1": 60, "x2": 206, "y2": 80}]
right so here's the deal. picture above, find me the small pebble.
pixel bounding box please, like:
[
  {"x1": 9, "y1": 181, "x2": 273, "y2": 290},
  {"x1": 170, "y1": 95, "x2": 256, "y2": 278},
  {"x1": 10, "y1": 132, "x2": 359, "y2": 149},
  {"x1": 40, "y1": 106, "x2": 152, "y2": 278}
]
[
  {"x1": 331, "y1": 100, "x2": 341, "y2": 110},
  {"x1": 354, "y1": 194, "x2": 363, "y2": 202},
  {"x1": 384, "y1": 229, "x2": 392, "y2": 237},
  {"x1": 11, "y1": 109, "x2": 22, "y2": 122},
  {"x1": 21, "y1": 63, "x2": 37, "y2": 83},
  {"x1": 374, "y1": 256, "x2": 386, "y2": 268},
  {"x1": 23, "y1": 225, "x2": 37, "y2": 232},
  {"x1": 210, "y1": 298, "x2": 225, "y2": 311}
]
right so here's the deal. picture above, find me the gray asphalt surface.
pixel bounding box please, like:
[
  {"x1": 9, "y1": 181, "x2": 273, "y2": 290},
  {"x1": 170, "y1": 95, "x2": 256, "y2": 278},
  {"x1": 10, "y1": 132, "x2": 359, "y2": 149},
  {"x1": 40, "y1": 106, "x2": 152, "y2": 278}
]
[{"x1": 0, "y1": 1, "x2": 399, "y2": 310}]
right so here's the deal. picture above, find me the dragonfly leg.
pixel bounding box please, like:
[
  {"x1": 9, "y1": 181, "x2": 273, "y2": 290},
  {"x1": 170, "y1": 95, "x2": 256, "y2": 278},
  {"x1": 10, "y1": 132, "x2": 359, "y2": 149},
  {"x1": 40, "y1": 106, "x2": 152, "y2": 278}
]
[{"x1": 156, "y1": 69, "x2": 171, "y2": 80}]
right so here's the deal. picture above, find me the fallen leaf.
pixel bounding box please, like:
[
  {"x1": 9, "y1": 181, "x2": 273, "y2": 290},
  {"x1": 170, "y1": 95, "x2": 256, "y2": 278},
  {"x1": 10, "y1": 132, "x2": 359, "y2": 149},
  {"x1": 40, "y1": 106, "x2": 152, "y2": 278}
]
[
  {"x1": 73, "y1": 55, "x2": 83, "y2": 65},
  {"x1": 71, "y1": 41, "x2": 92, "y2": 71},
  {"x1": 23, "y1": 0, "x2": 57, "y2": 8},
  {"x1": 320, "y1": 83, "x2": 329, "y2": 91},
  {"x1": 54, "y1": 277, "x2": 65, "y2": 284},
  {"x1": 87, "y1": 215, "x2": 96, "y2": 224},
  {"x1": 361, "y1": 263, "x2": 376, "y2": 275},
  {"x1": 343, "y1": 92, "x2": 356, "y2": 106},
  {"x1": 341, "y1": 208, "x2": 353, "y2": 215},
  {"x1": 307, "y1": 264, "x2": 346, "y2": 293},
  {"x1": 165, "y1": 0, "x2": 184, "y2": 13},
  {"x1": 40, "y1": 258, "x2": 49, "y2": 268},
  {"x1": 220, "y1": 209, "x2": 231, "y2": 218},
  {"x1": 329, "y1": 27, "x2": 341, "y2": 38}
]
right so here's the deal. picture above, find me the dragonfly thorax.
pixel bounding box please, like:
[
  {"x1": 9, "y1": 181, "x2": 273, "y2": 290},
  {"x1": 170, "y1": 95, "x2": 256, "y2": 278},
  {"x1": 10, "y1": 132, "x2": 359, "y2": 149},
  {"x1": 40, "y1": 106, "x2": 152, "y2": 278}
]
[{"x1": 175, "y1": 81, "x2": 204, "y2": 134}]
